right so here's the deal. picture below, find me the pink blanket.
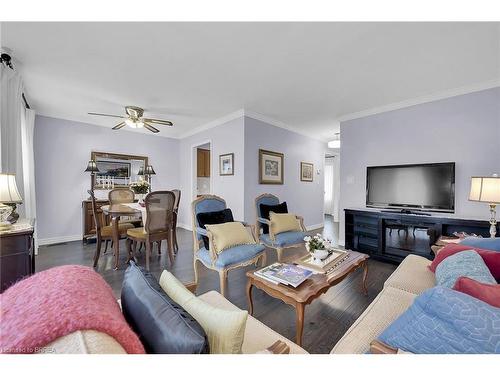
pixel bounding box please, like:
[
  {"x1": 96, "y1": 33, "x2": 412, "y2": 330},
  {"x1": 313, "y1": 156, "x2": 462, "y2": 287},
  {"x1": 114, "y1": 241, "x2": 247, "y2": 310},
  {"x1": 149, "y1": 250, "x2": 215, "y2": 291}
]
[{"x1": 0, "y1": 265, "x2": 144, "y2": 354}]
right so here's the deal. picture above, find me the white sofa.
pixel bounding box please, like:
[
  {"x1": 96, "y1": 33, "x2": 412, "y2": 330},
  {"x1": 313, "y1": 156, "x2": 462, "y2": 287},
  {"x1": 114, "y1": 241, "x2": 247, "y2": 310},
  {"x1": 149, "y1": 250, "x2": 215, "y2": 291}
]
[
  {"x1": 331, "y1": 254, "x2": 435, "y2": 354},
  {"x1": 43, "y1": 290, "x2": 307, "y2": 354}
]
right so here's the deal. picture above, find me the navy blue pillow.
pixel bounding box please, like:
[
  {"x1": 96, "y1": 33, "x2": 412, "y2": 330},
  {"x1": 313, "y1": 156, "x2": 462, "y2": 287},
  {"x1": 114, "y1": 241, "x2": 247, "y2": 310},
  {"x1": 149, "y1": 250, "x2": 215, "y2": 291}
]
[
  {"x1": 460, "y1": 237, "x2": 500, "y2": 252},
  {"x1": 378, "y1": 286, "x2": 500, "y2": 354},
  {"x1": 121, "y1": 262, "x2": 209, "y2": 354},
  {"x1": 196, "y1": 208, "x2": 234, "y2": 249},
  {"x1": 259, "y1": 202, "x2": 288, "y2": 234}
]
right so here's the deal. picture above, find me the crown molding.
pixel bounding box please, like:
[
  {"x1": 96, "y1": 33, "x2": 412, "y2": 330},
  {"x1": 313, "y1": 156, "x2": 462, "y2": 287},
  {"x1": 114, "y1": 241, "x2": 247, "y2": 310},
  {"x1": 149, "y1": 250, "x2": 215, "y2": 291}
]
[
  {"x1": 242, "y1": 109, "x2": 326, "y2": 142},
  {"x1": 337, "y1": 80, "x2": 500, "y2": 123},
  {"x1": 178, "y1": 109, "x2": 244, "y2": 139}
]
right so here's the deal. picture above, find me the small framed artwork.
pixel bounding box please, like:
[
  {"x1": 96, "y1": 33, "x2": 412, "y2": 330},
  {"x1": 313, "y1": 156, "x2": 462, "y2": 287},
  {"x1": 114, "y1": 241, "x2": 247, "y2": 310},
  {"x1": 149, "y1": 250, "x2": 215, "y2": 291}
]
[
  {"x1": 300, "y1": 162, "x2": 314, "y2": 182},
  {"x1": 259, "y1": 149, "x2": 284, "y2": 184},
  {"x1": 219, "y1": 153, "x2": 234, "y2": 176}
]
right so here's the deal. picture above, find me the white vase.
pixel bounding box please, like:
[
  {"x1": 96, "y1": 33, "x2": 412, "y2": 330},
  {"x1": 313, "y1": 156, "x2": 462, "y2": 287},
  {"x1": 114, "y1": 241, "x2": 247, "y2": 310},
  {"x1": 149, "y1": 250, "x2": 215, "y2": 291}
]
[
  {"x1": 137, "y1": 194, "x2": 145, "y2": 203},
  {"x1": 312, "y1": 249, "x2": 329, "y2": 264}
]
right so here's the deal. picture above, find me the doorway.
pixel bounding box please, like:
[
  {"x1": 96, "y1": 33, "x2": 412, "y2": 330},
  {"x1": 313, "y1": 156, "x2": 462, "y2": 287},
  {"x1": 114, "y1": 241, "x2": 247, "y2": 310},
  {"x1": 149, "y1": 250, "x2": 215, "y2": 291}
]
[
  {"x1": 324, "y1": 153, "x2": 339, "y2": 221},
  {"x1": 192, "y1": 142, "x2": 211, "y2": 199}
]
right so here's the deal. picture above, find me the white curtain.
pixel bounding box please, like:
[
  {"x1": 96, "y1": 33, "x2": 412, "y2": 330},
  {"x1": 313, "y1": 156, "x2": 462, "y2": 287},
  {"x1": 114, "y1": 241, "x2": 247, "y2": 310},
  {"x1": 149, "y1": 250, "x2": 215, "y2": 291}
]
[
  {"x1": 0, "y1": 63, "x2": 25, "y2": 195},
  {"x1": 1, "y1": 63, "x2": 37, "y2": 251}
]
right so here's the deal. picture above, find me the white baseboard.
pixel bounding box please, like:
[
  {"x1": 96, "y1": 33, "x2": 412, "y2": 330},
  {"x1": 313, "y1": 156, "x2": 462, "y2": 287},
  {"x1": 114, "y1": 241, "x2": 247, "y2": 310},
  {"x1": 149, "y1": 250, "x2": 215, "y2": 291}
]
[
  {"x1": 306, "y1": 223, "x2": 324, "y2": 231},
  {"x1": 38, "y1": 235, "x2": 81, "y2": 246}
]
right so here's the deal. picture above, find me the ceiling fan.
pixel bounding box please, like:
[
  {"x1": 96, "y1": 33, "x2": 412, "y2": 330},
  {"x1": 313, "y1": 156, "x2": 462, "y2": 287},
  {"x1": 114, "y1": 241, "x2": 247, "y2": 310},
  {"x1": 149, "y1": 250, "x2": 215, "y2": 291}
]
[{"x1": 88, "y1": 106, "x2": 173, "y2": 133}]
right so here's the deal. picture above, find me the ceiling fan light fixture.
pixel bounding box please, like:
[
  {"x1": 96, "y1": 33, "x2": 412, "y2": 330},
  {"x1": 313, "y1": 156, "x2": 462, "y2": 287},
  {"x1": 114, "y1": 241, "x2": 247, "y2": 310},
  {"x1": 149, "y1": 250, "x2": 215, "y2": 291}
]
[{"x1": 125, "y1": 118, "x2": 144, "y2": 129}]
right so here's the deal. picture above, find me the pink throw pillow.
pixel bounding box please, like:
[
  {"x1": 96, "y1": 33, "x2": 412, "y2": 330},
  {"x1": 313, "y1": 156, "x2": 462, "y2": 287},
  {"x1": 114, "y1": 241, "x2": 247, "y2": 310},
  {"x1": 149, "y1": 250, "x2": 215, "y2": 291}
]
[
  {"x1": 453, "y1": 276, "x2": 500, "y2": 308},
  {"x1": 429, "y1": 243, "x2": 500, "y2": 280}
]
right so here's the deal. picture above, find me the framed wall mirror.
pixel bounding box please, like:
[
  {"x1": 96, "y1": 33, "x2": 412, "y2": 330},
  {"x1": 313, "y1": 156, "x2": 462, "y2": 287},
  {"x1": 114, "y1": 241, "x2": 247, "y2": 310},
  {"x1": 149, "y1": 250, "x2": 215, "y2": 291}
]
[{"x1": 91, "y1": 151, "x2": 148, "y2": 190}]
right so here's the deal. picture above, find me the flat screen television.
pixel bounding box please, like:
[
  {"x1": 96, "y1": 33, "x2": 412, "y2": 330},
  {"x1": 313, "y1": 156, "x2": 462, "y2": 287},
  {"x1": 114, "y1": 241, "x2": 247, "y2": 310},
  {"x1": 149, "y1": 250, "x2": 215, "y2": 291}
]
[{"x1": 366, "y1": 162, "x2": 455, "y2": 213}]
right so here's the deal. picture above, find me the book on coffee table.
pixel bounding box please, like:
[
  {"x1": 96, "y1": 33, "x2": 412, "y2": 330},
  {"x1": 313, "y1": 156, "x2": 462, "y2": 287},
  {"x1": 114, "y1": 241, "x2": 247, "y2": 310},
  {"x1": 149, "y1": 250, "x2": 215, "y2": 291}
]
[{"x1": 255, "y1": 262, "x2": 313, "y2": 288}]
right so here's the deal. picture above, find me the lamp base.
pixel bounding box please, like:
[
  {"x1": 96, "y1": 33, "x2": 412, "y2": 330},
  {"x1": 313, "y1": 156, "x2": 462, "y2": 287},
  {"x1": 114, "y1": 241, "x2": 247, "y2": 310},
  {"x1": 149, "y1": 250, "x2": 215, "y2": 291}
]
[
  {"x1": 489, "y1": 204, "x2": 497, "y2": 238},
  {"x1": 5, "y1": 203, "x2": 19, "y2": 224}
]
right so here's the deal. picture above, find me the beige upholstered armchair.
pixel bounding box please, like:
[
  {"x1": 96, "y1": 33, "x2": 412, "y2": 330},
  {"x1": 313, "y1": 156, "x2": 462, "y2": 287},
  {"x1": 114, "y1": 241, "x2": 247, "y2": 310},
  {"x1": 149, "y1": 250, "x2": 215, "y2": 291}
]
[
  {"x1": 254, "y1": 193, "x2": 307, "y2": 261},
  {"x1": 191, "y1": 194, "x2": 266, "y2": 296}
]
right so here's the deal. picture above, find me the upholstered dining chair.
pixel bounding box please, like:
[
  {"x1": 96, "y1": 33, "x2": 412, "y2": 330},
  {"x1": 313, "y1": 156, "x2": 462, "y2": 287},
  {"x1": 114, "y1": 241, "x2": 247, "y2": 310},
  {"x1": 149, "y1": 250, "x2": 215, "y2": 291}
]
[
  {"x1": 254, "y1": 193, "x2": 307, "y2": 262},
  {"x1": 108, "y1": 188, "x2": 135, "y2": 204},
  {"x1": 108, "y1": 187, "x2": 143, "y2": 251},
  {"x1": 126, "y1": 191, "x2": 176, "y2": 270},
  {"x1": 88, "y1": 190, "x2": 134, "y2": 268},
  {"x1": 191, "y1": 194, "x2": 266, "y2": 296},
  {"x1": 172, "y1": 189, "x2": 181, "y2": 254}
]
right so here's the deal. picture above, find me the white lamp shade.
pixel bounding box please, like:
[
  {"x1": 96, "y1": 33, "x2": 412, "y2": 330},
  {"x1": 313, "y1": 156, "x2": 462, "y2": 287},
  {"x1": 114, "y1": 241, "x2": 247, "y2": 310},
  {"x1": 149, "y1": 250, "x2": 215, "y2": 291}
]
[
  {"x1": 0, "y1": 174, "x2": 23, "y2": 203},
  {"x1": 469, "y1": 176, "x2": 500, "y2": 204}
]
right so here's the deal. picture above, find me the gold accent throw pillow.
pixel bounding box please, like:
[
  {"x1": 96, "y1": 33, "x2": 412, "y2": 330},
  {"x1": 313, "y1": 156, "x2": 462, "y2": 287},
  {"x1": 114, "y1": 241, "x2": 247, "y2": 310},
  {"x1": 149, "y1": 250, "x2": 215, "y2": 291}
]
[
  {"x1": 159, "y1": 271, "x2": 248, "y2": 354},
  {"x1": 269, "y1": 212, "x2": 302, "y2": 235},
  {"x1": 205, "y1": 221, "x2": 256, "y2": 254}
]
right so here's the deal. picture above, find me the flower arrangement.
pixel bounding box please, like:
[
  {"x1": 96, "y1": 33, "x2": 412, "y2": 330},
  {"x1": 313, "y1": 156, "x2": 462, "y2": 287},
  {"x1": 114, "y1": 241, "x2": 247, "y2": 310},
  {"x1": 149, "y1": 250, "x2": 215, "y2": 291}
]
[
  {"x1": 129, "y1": 180, "x2": 150, "y2": 194},
  {"x1": 304, "y1": 233, "x2": 333, "y2": 254}
]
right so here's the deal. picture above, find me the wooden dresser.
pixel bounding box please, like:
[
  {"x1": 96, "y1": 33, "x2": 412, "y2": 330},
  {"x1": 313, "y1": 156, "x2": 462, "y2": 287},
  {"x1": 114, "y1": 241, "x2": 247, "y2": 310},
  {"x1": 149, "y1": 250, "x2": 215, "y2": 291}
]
[
  {"x1": 0, "y1": 219, "x2": 35, "y2": 292},
  {"x1": 82, "y1": 199, "x2": 109, "y2": 242}
]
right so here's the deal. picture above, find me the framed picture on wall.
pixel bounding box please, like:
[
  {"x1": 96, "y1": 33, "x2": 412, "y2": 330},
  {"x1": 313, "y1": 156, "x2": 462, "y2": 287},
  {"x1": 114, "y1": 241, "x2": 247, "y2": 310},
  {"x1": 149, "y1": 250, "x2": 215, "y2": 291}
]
[
  {"x1": 259, "y1": 149, "x2": 284, "y2": 184},
  {"x1": 300, "y1": 162, "x2": 314, "y2": 182},
  {"x1": 219, "y1": 153, "x2": 234, "y2": 175}
]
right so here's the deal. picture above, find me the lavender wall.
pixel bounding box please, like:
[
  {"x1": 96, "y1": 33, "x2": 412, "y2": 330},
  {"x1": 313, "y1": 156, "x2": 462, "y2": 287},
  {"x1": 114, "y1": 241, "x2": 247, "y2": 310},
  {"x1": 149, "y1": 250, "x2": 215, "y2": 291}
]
[
  {"x1": 177, "y1": 117, "x2": 245, "y2": 228},
  {"x1": 244, "y1": 117, "x2": 328, "y2": 228},
  {"x1": 34, "y1": 116, "x2": 180, "y2": 243},
  {"x1": 339, "y1": 87, "x2": 500, "y2": 244}
]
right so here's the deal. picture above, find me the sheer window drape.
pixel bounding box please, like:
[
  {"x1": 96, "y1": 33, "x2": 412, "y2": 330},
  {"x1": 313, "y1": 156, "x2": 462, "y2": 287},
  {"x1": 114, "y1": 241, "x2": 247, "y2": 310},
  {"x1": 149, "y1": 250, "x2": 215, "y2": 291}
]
[{"x1": 1, "y1": 63, "x2": 37, "y2": 252}]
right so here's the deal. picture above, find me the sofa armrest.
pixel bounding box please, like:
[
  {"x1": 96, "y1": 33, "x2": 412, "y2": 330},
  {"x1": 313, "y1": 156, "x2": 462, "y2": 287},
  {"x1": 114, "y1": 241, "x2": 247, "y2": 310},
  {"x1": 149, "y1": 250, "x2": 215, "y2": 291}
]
[
  {"x1": 369, "y1": 340, "x2": 398, "y2": 354},
  {"x1": 255, "y1": 340, "x2": 290, "y2": 354}
]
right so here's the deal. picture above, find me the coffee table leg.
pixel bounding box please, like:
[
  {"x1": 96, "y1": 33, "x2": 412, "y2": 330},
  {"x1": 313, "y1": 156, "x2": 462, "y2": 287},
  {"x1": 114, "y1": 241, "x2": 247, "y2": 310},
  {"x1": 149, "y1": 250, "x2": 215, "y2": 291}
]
[
  {"x1": 112, "y1": 216, "x2": 120, "y2": 270},
  {"x1": 295, "y1": 302, "x2": 305, "y2": 346},
  {"x1": 361, "y1": 261, "x2": 368, "y2": 295},
  {"x1": 246, "y1": 280, "x2": 254, "y2": 315}
]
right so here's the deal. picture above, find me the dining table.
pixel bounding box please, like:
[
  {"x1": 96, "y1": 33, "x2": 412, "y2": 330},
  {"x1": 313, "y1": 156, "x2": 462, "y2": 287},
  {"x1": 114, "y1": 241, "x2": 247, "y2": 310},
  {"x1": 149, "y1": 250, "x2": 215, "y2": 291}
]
[{"x1": 101, "y1": 202, "x2": 146, "y2": 270}]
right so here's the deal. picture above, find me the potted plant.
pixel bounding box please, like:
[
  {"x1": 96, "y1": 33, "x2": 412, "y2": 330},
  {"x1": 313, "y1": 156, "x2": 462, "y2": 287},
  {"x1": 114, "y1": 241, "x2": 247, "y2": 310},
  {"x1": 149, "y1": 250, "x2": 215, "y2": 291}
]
[
  {"x1": 129, "y1": 180, "x2": 150, "y2": 204},
  {"x1": 304, "y1": 234, "x2": 333, "y2": 263}
]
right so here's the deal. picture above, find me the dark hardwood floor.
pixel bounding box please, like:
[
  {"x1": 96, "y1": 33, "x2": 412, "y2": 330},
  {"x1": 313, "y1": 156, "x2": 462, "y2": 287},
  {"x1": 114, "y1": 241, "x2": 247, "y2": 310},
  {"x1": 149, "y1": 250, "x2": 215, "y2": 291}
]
[{"x1": 36, "y1": 215, "x2": 396, "y2": 354}]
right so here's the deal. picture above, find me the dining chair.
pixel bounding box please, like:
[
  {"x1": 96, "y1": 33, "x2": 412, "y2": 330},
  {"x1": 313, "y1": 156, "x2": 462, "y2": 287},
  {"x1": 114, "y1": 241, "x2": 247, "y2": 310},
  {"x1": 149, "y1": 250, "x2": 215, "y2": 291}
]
[
  {"x1": 255, "y1": 193, "x2": 307, "y2": 262},
  {"x1": 172, "y1": 189, "x2": 181, "y2": 254},
  {"x1": 108, "y1": 188, "x2": 135, "y2": 204},
  {"x1": 126, "y1": 190, "x2": 176, "y2": 270},
  {"x1": 88, "y1": 190, "x2": 134, "y2": 268},
  {"x1": 192, "y1": 194, "x2": 266, "y2": 296}
]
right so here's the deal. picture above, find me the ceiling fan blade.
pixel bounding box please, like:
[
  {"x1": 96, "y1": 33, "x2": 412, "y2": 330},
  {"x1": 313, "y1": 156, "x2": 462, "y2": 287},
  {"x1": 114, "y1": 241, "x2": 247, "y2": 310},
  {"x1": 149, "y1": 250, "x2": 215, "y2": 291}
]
[
  {"x1": 88, "y1": 112, "x2": 126, "y2": 119},
  {"x1": 143, "y1": 122, "x2": 160, "y2": 133},
  {"x1": 142, "y1": 118, "x2": 173, "y2": 126},
  {"x1": 112, "y1": 121, "x2": 126, "y2": 130}
]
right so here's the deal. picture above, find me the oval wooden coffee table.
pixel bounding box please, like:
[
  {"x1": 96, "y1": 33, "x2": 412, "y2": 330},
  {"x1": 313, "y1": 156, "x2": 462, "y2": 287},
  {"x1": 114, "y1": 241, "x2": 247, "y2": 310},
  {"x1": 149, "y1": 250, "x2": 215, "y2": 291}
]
[{"x1": 246, "y1": 250, "x2": 369, "y2": 346}]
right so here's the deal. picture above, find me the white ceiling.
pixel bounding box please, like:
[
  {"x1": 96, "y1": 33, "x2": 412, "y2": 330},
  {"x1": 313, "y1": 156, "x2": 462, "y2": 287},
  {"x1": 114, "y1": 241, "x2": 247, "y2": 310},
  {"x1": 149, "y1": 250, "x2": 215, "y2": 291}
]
[{"x1": 2, "y1": 22, "x2": 499, "y2": 140}]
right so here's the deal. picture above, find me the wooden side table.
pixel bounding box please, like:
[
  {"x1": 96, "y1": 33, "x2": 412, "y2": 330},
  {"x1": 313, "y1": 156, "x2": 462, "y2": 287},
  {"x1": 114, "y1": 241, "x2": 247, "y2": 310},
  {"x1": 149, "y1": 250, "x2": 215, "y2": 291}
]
[{"x1": 246, "y1": 250, "x2": 369, "y2": 346}]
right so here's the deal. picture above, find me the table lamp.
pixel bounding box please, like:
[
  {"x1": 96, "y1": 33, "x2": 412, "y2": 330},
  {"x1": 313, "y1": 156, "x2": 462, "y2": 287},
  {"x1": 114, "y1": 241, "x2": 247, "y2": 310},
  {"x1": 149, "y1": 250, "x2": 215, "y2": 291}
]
[
  {"x1": 145, "y1": 165, "x2": 156, "y2": 192},
  {"x1": 469, "y1": 174, "x2": 500, "y2": 238},
  {"x1": 84, "y1": 160, "x2": 100, "y2": 199},
  {"x1": 0, "y1": 173, "x2": 23, "y2": 227}
]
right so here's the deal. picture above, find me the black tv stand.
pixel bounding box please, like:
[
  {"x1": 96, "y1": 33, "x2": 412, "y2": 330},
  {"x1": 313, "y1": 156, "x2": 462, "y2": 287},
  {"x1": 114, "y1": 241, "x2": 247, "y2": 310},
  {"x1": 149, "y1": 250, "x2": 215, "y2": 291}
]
[
  {"x1": 344, "y1": 209, "x2": 494, "y2": 264},
  {"x1": 381, "y1": 209, "x2": 431, "y2": 216}
]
